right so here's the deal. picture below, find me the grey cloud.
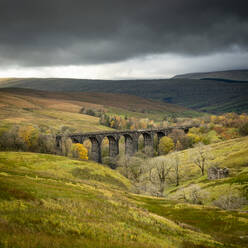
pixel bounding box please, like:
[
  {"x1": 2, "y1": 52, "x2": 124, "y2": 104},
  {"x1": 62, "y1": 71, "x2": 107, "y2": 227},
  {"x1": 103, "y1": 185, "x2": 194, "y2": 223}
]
[{"x1": 0, "y1": 0, "x2": 247, "y2": 67}]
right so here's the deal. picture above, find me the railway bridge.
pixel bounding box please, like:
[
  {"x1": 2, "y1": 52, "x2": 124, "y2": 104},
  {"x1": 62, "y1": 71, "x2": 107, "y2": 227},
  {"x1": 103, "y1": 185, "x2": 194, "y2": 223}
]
[{"x1": 56, "y1": 126, "x2": 194, "y2": 164}]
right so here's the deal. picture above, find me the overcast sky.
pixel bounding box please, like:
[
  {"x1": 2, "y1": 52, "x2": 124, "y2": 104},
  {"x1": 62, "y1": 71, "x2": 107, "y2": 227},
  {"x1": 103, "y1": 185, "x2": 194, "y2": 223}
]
[{"x1": 0, "y1": 0, "x2": 247, "y2": 79}]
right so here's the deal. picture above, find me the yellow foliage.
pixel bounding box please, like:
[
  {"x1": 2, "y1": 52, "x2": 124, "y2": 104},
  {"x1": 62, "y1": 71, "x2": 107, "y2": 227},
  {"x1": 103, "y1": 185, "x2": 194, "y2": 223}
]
[
  {"x1": 175, "y1": 140, "x2": 183, "y2": 151},
  {"x1": 72, "y1": 143, "x2": 88, "y2": 160},
  {"x1": 187, "y1": 133, "x2": 202, "y2": 144},
  {"x1": 159, "y1": 136, "x2": 174, "y2": 155},
  {"x1": 130, "y1": 125, "x2": 135, "y2": 130},
  {"x1": 110, "y1": 120, "x2": 115, "y2": 128},
  {"x1": 18, "y1": 125, "x2": 37, "y2": 148},
  {"x1": 210, "y1": 115, "x2": 217, "y2": 123}
]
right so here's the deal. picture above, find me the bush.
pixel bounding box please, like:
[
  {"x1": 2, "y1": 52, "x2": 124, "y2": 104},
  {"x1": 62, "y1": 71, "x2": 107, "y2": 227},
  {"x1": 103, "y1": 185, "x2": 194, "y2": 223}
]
[
  {"x1": 158, "y1": 136, "x2": 174, "y2": 155},
  {"x1": 213, "y1": 194, "x2": 247, "y2": 210},
  {"x1": 239, "y1": 122, "x2": 248, "y2": 136},
  {"x1": 72, "y1": 143, "x2": 88, "y2": 160},
  {"x1": 177, "y1": 185, "x2": 208, "y2": 205}
]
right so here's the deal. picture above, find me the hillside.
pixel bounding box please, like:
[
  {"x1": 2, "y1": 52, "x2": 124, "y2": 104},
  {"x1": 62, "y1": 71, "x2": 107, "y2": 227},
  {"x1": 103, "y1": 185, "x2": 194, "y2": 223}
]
[
  {"x1": 0, "y1": 151, "x2": 248, "y2": 248},
  {"x1": 0, "y1": 88, "x2": 194, "y2": 118},
  {"x1": 0, "y1": 75, "x2": 247, "y2": 113},
  {"x1": 0, "y1": 88, "x2": 112, "y2": 133},
  {"x1": 164, "y1": 136, "x2": 248, "y2": 204},
  {"x1": 173, "y1": 69, "x2": 248, "y2": 81},
  {"x1": 0, "y1": 88, "x2": 199, "y2": 136}
]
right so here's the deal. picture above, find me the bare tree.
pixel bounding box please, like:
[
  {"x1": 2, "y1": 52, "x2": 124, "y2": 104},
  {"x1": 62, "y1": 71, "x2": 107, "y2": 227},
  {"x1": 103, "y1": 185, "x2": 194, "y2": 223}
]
[
  {"x1": 61, "y1": 137, "x2": 73, "y2": 157},
  {"x1": 175, "y1": 184, "x2": 208, "y2": 204},
  {"x1": 148, "y1": 157, "x2": 173, "y2": 196},
  {"x1": 190, "y1": 143, "x2": 212, "y2": 176},
  {"x1": 116, "y1": 154, "x2": 131, "y2": 178},
  {"x1": 171, "y1": 153, "x2": 180, "y2": 186},
  {"x1": 128, "y1": 156, "x2": 144, "y2": 183},
  {"x1": 117, "y1": 154, "x2": 144, "y2": 183}
]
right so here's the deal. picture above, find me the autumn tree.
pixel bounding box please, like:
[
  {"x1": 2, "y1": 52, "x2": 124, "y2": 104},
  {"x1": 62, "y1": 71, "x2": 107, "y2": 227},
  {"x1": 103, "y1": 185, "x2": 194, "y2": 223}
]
[
  {"x1": 72, "y1": 143, "x2": 88, "y2": 160},
  {"x1": 158, "y1": 136, "x2": 174, "y2": 155},
  {"x1": 18, "y1": 125, "x2": 39, "y2": 151}
]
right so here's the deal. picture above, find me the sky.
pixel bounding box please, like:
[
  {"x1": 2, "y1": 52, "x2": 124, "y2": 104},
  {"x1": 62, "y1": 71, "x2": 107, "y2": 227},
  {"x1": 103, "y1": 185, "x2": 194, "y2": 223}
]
[{"x1": 0, "y1": 0, "x2": 247, "y2": 79}]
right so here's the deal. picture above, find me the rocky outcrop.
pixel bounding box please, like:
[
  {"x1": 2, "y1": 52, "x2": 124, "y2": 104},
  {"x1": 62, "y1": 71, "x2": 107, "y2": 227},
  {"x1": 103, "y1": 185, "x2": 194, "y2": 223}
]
[{"x1": 208, "y1": 166, "x2": 229, "y2": 180}]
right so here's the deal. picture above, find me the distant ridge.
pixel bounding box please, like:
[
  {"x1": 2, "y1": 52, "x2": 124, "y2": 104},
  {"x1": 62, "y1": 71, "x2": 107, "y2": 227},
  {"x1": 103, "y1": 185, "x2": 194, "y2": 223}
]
[
  {"x1": 0, "y1": 69, "x2": 248, "y2": 113},
  {"x1": 173, "y1": 69, "x2": 248, "y2": 81}
]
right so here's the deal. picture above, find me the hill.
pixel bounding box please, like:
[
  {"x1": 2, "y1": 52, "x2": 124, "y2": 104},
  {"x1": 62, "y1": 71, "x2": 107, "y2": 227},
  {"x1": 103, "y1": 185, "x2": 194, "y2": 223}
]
[
  {"x1": 173, "y1": 69, "x2": 248, "y2": 81},
  {"x1": 1, "y1": 151, "x2": 248, "y2": 248},
  {"x1": 164, "y1": 136, "x2": 248, "y2": 204},
  {"x1": 0, "y1": 75, "x2": 248, "y2": 113},
  {"x1": 0, "y1": 88, "x2": 113, "y2": 133},
  {"x1": 0, "y1": 87, "x2": 194, "y2": 117},
  {"x1": 0, "y1": 88, "x2": 199, "y2": 136}
]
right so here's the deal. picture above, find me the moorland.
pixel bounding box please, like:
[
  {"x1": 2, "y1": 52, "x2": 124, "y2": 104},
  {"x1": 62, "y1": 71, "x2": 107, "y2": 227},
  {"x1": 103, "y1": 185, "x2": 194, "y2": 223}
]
[{"x1": 0, "y1": 69, "x2": 248, "y2": 248}]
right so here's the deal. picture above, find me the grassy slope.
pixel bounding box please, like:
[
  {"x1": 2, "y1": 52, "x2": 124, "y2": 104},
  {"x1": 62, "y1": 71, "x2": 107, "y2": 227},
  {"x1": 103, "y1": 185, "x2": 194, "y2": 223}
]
[
  {"x1": 0, "y1": 77, "x2": 248, "y2": 113},
  {"x1": 0, "y1": 88, "x2": 112, "y2": 133},
  {"x1": 150, "y1": 136, "x2": 248, "y2": 247},
  {"x1": 0, "y1": 152, "x2": 229, "y2": 248},
  {"x1": 0, "y1": 137, "x2": 248, "y2": 247},
  {"x1": 127, "y1": 137, "x2": 248, "y2": 248},
  {"x1": 165, "y1": 137, "x2": 248, "y2": 203},
  {"x1": 0, "y1": 88, "x2": 200, "y2": 133}
]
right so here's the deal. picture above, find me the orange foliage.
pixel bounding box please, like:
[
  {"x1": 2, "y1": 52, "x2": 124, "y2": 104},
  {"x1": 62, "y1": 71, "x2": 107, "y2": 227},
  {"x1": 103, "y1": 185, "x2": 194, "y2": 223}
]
[{"x1": 72, "y1": 143, "x2": 88, "y2": 160}]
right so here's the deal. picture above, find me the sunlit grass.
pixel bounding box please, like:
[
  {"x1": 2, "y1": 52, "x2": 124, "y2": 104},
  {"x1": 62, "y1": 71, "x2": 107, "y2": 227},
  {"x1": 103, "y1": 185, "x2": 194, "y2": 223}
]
[{"x1": 0, "y1": 151, "x2": 230, "y2": 248}]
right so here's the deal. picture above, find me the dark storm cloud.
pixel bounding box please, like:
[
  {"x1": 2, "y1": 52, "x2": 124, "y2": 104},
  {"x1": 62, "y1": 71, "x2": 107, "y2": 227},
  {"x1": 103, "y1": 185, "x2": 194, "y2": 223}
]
[{"x1": 0, "y1": 0, "x2": 247, "y2": 66}]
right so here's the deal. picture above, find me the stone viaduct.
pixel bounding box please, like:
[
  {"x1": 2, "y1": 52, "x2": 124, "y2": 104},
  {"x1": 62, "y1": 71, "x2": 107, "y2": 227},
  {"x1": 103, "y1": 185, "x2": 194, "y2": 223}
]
[{"x1": 56, "y1": 126, "x2": 194, "y2": 164}]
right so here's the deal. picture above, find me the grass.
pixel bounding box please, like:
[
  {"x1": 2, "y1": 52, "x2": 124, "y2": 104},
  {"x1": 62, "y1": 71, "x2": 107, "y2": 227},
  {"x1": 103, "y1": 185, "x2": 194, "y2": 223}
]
[
  {"x1": 0, "y1": 86, "x2": 247, "y2": 247},
  {"x1": 130, "y1": 195, "x2": 248, "y2": 248},
  {"x1": 0, "y1": 90, "x2": 113, "y2": 132},
  {"x1": 0, "y1": 88, "x2": 201, "y2": 134},
  {"x1": 0, "y1": 151, "x2": 241, "y2": 248},
  {"x1": 161, "y1": 136, "x2": 248, "y2": 214}
]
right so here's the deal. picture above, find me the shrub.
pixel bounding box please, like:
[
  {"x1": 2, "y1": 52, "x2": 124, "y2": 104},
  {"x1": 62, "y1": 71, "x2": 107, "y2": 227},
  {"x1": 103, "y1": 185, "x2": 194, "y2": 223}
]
[
  {"x1": 239, "y1": 122, "x2": 248, "y2": 136},
  {"x1": 177, "y1": 185, "x2": 208, "y2": 205},
  {"x1": 213, "y1": 194, "x2": 247, "y2": 210},
  {"x1": 158, "y1": 136, "x2": 174, "y2": 155},
  {"x1": 72, "y1": 143, "x2": 88, "y2": 160}
]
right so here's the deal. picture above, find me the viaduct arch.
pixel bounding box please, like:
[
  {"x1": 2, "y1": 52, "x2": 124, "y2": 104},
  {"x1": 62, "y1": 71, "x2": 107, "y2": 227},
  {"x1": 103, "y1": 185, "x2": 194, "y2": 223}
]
[{"x1": 56, "y1": 126, "x2": 193, "y2": 164}]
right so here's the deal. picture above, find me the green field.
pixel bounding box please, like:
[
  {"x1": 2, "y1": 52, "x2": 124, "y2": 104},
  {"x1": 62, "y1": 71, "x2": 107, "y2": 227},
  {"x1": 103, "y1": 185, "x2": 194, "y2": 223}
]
[
  {"x1": 160, "y1": 137, "x2": 248, "y2": 206},
  {"x1": 0, "y1": 151, "x2": 247, "y2": 248},
  {"x1": 0, "y1": 83, "x2": 248, "y2": 248}
]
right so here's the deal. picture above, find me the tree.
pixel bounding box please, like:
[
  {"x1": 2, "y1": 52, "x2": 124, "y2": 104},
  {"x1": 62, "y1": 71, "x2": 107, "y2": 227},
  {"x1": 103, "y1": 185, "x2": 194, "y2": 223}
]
[
  {"x1": 171, "y1": 153, "x2": 180, "y2": 186},
  {"x1": 148, "y1": 157, "x2": 173, "y2": 196},
  {"x1": 169, "y1": 129, "x2": 185, "y2": 143},
  {"x1": 189, "y1": 143, "x2": 212, "y2": 176},
  {"x1": 239, "y1": 122, "x2": 248, "y2": 136},
  {"x1": 61, "y1": 137, "x2": 73, "y2": 157},
  {"x1": 158, "y1": 136, "x2": 174, "y2": 155},
  {"x1": 72, "y1": 143, "x2": 88, "y2": 160},
  {"x1": 117, "y1": 155, "x2": 143, "y2": 183},
  {"x1": 18, "y1": 125, "x2": 39, "y2": 151}
]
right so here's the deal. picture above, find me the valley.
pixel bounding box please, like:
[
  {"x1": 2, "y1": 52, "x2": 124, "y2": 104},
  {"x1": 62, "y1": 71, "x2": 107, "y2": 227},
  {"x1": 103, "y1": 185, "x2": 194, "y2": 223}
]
[{"x1": 0, "y1": 70, "x2": 248, "y2": 248}]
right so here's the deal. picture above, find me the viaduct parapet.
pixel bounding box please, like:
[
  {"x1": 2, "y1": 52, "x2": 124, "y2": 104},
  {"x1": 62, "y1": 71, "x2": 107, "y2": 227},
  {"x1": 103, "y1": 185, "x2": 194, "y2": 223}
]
[{"x1": 56, "y1": 126, "x2": 194, "y2": 164}]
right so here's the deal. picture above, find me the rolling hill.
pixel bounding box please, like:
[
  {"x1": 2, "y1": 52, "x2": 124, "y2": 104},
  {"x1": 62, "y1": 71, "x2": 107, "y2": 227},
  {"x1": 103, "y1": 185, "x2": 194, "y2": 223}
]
[
  {"x1": 164, "y1": 136, "x2": 248, "y2": 204},
  {"x1": 0, "y1": 151, "x2": 248, "y2": 248},
  {"x1": 0, "y1": 88, "x2": 199, "y2": 135},
  {"x1": 0, "y1": 70, "x2": 248, "y2": 113},
  {"x1": 173, "y1": 69, "x2": 248, "y2": 81},
  {"x1": 0, "y1": 87, "x2": 192, "y2": 115}
]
